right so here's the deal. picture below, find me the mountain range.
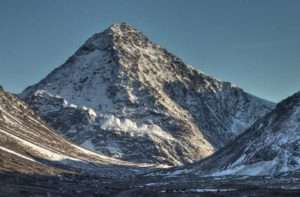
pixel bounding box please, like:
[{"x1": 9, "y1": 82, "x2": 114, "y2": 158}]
[{"x1": 1, "y1": 23, "x2": 299, "y2": 196}]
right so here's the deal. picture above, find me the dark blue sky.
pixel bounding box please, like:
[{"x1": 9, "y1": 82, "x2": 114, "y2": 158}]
[{"x1": 0, "y1": 0, "x2": 299, "y2": 102}]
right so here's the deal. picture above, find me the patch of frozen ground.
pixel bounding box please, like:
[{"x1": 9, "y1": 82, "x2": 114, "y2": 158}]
[
  {"x1": 188, "y1": 188, "x2": 236, "y2": 193},
  {"x1": 145, "y1": 182, "x2": 169, "y2": 186},
  {"x1": 159, "y1": 188, "x2": 237, "y2": 193}
]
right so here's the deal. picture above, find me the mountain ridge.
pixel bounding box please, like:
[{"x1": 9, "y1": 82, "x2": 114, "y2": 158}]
[
  {"x1": 0, "y1": 86, "x2": 152, "y2": 177},
  {"x1": 162, "y1": 90, "x2": 300, "y2": 177}
]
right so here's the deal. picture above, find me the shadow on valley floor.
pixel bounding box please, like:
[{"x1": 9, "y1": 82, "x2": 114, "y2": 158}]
[
  {"x1": 0, "y1": 171, "x2": 132, "y2": 197},
  {"x1": 34, "y1": 157, "x2": 147, "y2": 178},
  {"x1": 1, "y1": 171, "x2": 300, "y2": 197}
]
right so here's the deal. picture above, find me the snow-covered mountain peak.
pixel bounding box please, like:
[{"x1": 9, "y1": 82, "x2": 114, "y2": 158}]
[{"x1": 21, "y1": 24, "x2": 274, "y2": 166}]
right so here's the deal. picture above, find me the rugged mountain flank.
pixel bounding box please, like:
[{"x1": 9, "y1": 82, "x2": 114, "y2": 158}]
[
  {"x1": 21, "y1": 23, "x2": 274, "y2": 166},
  {"x1": 164, "y1": 91, "x2": 300, "y2": 176},
  {"x1": 0, "y1": 86, "x2": 145, "y2": 176}
]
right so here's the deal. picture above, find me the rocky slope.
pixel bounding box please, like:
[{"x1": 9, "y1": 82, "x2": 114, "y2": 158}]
[
  {"x1": 0, "y1": 86, "x2": 147, "y2": 177},
  {"x1": 20, "y1": 23, "x2": 274, "y2": 166},
  {"x1": 163, "y1": 91, "x2": 300, "y2": 176}
]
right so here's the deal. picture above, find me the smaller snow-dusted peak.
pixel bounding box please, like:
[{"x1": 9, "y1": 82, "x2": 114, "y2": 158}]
[{"x1": 166, "y1": 90, "x2": 300, "y2": 177}]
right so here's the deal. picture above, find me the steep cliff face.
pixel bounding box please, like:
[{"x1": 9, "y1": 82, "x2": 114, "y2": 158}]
[
  {"x1": 21, "y1": 23, "x2": 274, "y2": 166},
  {"x1": 165, "y1": 91, "x2": 300, "y2": 177}
]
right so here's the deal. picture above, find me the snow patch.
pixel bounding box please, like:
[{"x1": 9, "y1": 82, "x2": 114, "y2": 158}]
[{"x1": 100, "y1": 115, "x2": 176, "y2": 141}]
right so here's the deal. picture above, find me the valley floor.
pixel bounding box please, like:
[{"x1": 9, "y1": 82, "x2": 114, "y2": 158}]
[{"x1": 1, "y1": 172, "x2": 300, "y2": 197}]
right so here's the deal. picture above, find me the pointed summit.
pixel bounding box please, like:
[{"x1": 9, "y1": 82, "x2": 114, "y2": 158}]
[
  {"x1": 21, "y1": 23, "x2": 274, "y2": 166},
  {"x1": 107, "y1": 22, "x2": 139, "y2": 34},
  {"x1": 85, "y1": 22, "x2": 150, "y2": 49}
]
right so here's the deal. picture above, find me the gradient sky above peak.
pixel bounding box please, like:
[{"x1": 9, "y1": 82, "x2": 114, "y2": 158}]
[{"x1": 0, "y1": 0, "x2": 299, "y2": 102}]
